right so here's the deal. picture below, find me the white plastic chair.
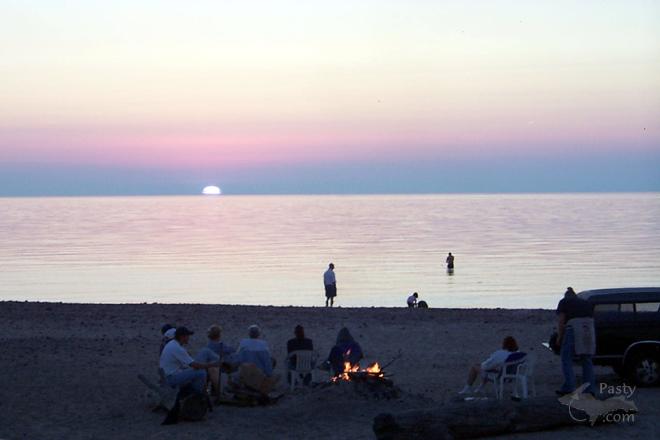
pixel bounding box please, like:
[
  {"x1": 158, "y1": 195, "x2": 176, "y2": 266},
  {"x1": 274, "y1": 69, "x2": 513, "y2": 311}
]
[
  {"x1": 514, "y1": 353, "x2": 536, "y2": 398},
  {"x1": 486, "y1": 353, "x2": 536, "y2": 399},
  {"x1": 287, "y1": 350, "x2": 314, "y2": 391}
]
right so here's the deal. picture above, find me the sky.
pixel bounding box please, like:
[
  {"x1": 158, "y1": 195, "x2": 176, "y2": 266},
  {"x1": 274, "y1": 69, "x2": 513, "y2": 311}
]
[{"x1": 1, "y1": 0, "x2": 659, "y2": 195}]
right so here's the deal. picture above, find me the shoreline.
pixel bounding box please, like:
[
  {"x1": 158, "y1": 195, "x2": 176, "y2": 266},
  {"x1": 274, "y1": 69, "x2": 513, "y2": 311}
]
[
  {"x1": 1, "y1": 302, "x2": 657, "y2": 439},
  {"x1": 0, "y1": 300, "x2": 555, "y2": 311}
]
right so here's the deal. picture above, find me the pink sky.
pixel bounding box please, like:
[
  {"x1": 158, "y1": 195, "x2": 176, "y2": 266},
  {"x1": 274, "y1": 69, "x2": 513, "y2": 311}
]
[{"x1": 1, "y1": 1, "x2": 659, "y2": 179}]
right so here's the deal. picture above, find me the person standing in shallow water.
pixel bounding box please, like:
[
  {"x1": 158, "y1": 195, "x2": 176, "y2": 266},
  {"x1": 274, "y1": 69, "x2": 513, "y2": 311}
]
[
  {"x1": 446, "y1": 252, "x2": 455, "y2": 271},
  {"x1": 324, "y1": 263, "x2": 337, "y2": 307}
]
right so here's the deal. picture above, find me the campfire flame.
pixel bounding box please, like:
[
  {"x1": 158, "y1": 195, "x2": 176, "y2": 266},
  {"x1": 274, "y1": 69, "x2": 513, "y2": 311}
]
[
  {"x1": 332, "y1": 361, "x2": 384, "y2": 382},
  {"x1": 366, "y1": 362, "x2": 381, "y2": 374}
]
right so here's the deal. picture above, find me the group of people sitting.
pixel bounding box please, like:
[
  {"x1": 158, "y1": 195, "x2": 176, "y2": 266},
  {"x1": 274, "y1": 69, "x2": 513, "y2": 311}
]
[
  {"x1": 160, "y1": 322, "x2": 524, "y2": 398},
  {"x1": 156, "y1": 286, "x2": 597, "y2": 426},
  {"x1": 159, "y1": 322, "x2": 536, "y2": 426},
  {"x1": 157, "y1": 322, "x2": 364, "y2": 423}
]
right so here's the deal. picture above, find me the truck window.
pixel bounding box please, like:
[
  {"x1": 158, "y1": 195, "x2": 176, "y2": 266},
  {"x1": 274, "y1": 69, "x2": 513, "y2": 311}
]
[
  {"x1": 594, "y1": 304, "x2": 618, "y2": 312},
  {"x1": 620, "y1": 303, "x2": 634, "y2": 312},
  {"x1": 636, "y1": 302, "x2": 660, "y2": 312}
]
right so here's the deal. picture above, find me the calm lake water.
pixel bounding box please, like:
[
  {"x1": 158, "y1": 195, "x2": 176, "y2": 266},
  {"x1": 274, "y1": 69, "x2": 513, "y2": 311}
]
[{"x1": 1, "y1": 194, "x2": 659, "y2": 308}]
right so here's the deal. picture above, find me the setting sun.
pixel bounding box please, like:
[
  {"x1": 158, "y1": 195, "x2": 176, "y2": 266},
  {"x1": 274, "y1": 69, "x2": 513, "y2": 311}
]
[{"x1": 202, "y1": 185, "x2": 221, "y2": 195}]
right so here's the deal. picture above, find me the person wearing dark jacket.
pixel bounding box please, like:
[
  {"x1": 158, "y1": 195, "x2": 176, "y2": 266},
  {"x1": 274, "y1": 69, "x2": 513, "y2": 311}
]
[
  {"x1": 556, "y1": 287, "x2": 596, "y2": 395},
  {"x1": 446, "y1": 252, "x2": 455, "y2": 270},
  {"x1": 287, "y1": 325, "x2": 314, "y2": 384},
  {"x1": 327, "y1": 327, "x2": 363, "y2": 375},
  {"x1": 287, "y1": 325, "x2": 314, "y2": 355}
]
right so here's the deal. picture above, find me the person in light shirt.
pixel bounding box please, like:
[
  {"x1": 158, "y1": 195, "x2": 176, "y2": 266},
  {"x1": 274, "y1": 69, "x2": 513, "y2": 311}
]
[
  {"x1": 231, "y1": 325, "x2": 280, "y2": 395},
  {"x1": 458, "y1": 336, "x2": 520, "y2": 394},
  {"x1": 323, "y1": 263, "x2": 337, "y2": 307},
  {"x1": 194, "y1": 324, "x2": 235, "y2": 403},
  {"x1": 159, "y1": 327, "x2": 218, "y2": 395},
  {"x1": 235, "y1": 325, "x2": 274, "y2": 376}
]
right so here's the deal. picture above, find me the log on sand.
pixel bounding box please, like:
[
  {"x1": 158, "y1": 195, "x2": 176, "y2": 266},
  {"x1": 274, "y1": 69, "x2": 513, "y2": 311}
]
[{"x1": 373, "y1": 396, "x2": 586, "y2": 440}]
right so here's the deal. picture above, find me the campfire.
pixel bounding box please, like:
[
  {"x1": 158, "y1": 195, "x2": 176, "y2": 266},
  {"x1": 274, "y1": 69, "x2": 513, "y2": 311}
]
[
  {"x1": 332, "y1": 361, "x2": 384, "y2": 382},
  {"x1": 325, "y1": 353, "x2": 400, "y2": 400}
]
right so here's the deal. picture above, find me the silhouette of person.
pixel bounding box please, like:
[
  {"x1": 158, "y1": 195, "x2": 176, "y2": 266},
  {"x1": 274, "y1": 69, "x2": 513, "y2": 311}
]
[
  {"x1": 556, "y1": 287, "x2": 595, "y2": 395},
  {"x1": 323, "y1": 263, "x2": 336, "y2": 307},
  {"x1": 446, "y1": 252, "x2": 455, "y2": 271}
]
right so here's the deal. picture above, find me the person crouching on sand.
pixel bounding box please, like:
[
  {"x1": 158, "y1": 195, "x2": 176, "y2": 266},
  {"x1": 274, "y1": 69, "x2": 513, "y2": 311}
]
[
  {"x1": 407, "y1": 292, "x2": 419, "y2": 308},
  {"x1": 324, "y1": 263, "x2": 337, "y2": 307},
  {"x1": 458, "y1": 336, "x2": 520, "y2": 394}
]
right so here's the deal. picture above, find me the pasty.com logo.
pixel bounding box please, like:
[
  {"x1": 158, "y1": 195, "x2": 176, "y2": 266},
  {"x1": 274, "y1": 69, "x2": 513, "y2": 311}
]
[{"x1": 558, "y1": 383, "x2": 638, "y2": 425}]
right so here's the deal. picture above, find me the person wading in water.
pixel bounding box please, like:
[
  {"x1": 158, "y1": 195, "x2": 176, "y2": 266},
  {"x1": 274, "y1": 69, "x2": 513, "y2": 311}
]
[{"x1": 446, "y1": 252, "x2": 455, "y2": 272}]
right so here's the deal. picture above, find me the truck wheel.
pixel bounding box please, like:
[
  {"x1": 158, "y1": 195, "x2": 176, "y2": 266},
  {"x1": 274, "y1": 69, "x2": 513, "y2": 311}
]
[{"x1": 627, "y1": 351, "x2": 660, "y2": 386}]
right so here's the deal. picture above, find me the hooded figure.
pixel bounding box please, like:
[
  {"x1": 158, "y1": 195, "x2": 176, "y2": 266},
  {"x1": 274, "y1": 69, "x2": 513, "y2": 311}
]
[{"x1": 327, "y1": 327, "x2": 363, "y2": 375}]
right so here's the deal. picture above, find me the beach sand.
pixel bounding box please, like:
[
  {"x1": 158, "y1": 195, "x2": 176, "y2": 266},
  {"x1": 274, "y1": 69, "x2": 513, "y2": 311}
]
[{"x1": 1, "y1": 302, "x2": 657, "y2": 439}]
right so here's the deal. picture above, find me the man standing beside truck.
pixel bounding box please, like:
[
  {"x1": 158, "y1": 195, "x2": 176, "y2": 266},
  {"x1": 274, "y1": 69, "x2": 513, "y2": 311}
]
[{"x1": 556, "y1": 287, "x2": 596, "y2": 395}]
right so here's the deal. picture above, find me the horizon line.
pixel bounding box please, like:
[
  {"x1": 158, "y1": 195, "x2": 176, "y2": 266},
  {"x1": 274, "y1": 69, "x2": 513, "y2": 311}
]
[{"x1": 1, "y1": 190, "x2": 659, "y2": 199}]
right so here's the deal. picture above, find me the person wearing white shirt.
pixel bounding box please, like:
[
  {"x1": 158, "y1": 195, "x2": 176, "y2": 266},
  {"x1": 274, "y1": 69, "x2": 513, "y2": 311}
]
[
  {"x1": 458, "y1": 336, "x2": 520, "y2": 394},
  {"x1": 323, "y1": 263, "x2": 337, "y2": 307},
  {"x1": 407, "y1": 292, "x2": 419, "y2": 308},
  {"x1": 159, "y1": 327, "x2": 218, "y2": 394}
]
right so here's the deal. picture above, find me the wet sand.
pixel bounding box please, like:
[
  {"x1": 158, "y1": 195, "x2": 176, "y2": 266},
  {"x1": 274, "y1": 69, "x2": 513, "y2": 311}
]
[{"x1": 0, "y1": 302, "x2": 657, "y2": 439}]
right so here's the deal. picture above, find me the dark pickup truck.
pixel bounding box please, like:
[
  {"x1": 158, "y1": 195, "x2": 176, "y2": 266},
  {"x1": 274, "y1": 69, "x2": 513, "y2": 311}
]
[{"x1": 546, "y1": 287, "x2": 660, "y2": 386}]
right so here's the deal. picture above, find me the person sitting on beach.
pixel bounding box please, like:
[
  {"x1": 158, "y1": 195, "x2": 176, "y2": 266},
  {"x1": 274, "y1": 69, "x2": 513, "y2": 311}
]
[
  {"x1": 160, "y1": 323, "x2": 176, "y2": 354},
  {"x1": 326, "y1": 327, "x2": 363, "y2": 376},
  {"x1": 232, "y1": 325, "x2": 280, "y2": 394},
  {"x1": 287, "y1": 324, "x2": 314, "y2": 359},
  {"x1": 204, "y1": 324, "x2": 235, "y2": 361},
  {"x1": 287, "y1": 325, "x2": 314, "y2": 384},
  {"x1": 407, "y1": 292, "x2": 419, "y2": 308},
  {"x1": 159, "y1": 327, "x2": 218, "y2": 395},
  {"x1": 194, "y1": 324, "x2": 235, "y2": 402},
  {"x1": 458, "y1": 336, "x2": 521, "y2": 394},
  {"x1": 235, "y1": 325, "x2": 275, "y2": 377}
]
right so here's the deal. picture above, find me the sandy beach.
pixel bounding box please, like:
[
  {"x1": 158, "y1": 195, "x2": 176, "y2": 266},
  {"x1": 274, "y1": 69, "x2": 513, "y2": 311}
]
[{"x1": 1, "y1": 302, "x2": 657, "y2": 440}]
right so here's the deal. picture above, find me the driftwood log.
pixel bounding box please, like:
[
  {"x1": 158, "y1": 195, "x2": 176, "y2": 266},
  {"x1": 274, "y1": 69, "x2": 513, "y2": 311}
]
[{"x1": 373, "y1": 396, "x2": 587, "y2": 440}]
